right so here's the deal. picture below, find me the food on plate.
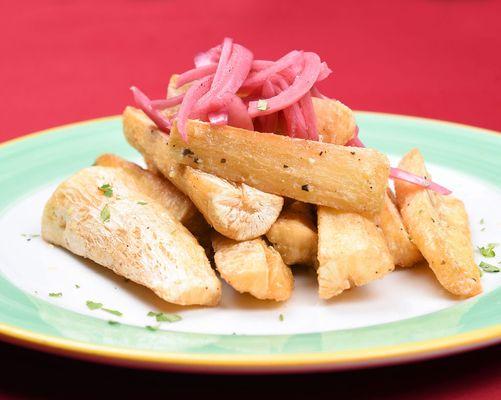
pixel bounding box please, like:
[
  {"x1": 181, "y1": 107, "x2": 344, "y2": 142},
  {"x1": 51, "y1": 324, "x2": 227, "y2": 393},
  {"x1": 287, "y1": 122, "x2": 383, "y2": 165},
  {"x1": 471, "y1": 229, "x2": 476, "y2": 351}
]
[
  {"x1": 394, "y1": 149, "x2": 481, "y2": 297},
  {"x1": 166, "y1": 120, "x2": 390, "y2": 215},
  {"x1": 266, "y1": 201, "x2": 318, "y2": 266},
  {"x1": 317, "y1": 206, "x2": 395, "y2": 299},
  {"x1": 212, "y1": 233, "x2": 293, "y2": 301},
  {"x1": 41, "y1": 38, "x2": 482, "y2": 308},
  {"x1": 42, "y1": 166, "x2": 221, "y2": 306},
  {"x1": 375, "y1": 191, "x2": 423, "y2": 268},
  {"x1": 93, "y1": 153, "x2": 205, "y2": 233},
  {"x1": 123, "y1": 107, "x2": 283, "y2": 240},
  {"x1": 168, "y1": 74, "x2": 357, "y2": 145}
]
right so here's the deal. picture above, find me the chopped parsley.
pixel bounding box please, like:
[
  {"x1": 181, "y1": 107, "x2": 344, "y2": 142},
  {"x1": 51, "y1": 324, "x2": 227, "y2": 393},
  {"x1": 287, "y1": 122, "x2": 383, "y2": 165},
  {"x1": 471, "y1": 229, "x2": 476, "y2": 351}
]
[
  {"x1": 478, "y1": 243, "x2": 497, "y2": 258},
  {"x1": 98, "y1": 183, "x2": 113, "y2": 197},
  {"x1": 257, "y1": 99, "x2": 268, "y2": 111},
  {"x1": 146, "y1": 325, "x2": 159, "y2": 332},
  {"x1": 137, "y1": 201, "x2": 148, "y2": 205},
  {"x1": 102, "y1": 308, "x2": 123, "y2": 317},
  {"x1": 49, "y1": 292, "x2": 62, "y2": 297},
  {"x1": 279, "y1": 314, "x2": 284, "y2": 322},
  {"x1": 86, "y1": 300, "x2": 103, "y2": 310},
  {"x1": 21, "y1": 233, "x2": 40, "y2": 238},
  {"x1": 480, "y1": 218, "x2": 484, "y2": 224},
  {"x1": 108, "y1": 320, "x2": 120, "y2": 326},
  {"x1": 75, "y1": 284, "x2": 80, "y2": 289},
  {"x1": 100, "y1": 204, "x2": 111, "y2": 223},
  {"x1": 479, "y1": 261, "x2": 500, "y2": 273},
  {"x1": 147, "y1": 311, "x2": 182, "y2": 323}
]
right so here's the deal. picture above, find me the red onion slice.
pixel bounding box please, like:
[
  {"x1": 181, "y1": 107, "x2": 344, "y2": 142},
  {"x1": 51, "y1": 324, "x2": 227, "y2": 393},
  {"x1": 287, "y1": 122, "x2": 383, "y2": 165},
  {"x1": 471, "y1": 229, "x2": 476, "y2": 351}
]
[
  {"x1": 176, "y1": 65, "x2": 217, "y2": 88},
  {"x1": 177, "y1": 75, "x2": 213, "y2": 141},
  {"x1": 130, "y1": 86, "x2": 172, "y2": 133},
  {"x1": 390, "y1": 168, "x2": 452, "y2": 195},
  {"x1": 248, "y1": 52, "x2": 321, "y2": 117},
  {"x1": 241, "y1": 50, "x2": 303, "y2": 90},
  {"x1": 208, "y1": 111, "x2": 228, "y2": 125},
  {"x1": 150, "y1": 94, "x2": 185, "y2": 110},
  {"x1": 299, "y1": 91, "x2": 319, "y2": 141}
]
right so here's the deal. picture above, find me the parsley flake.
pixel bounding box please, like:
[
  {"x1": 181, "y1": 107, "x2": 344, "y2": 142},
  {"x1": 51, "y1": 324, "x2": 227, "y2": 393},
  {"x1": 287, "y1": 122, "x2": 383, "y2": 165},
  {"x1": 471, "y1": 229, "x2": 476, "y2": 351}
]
[
  {"x1": 478, "y1": 243, "x2": 497, "y2": 258},
  {"x1": 147, "y1": 311, "x2": 182, "y2": 323},
  {"x1": 279, "y1": 314, "x2": 284, "y2": 322},
  {"x1": 480, "y1": 218, "x2": 484, "y2": 224},
  {"x1": 146, "y1": 325, "x2": 159, "y2": 331},
  {"x1": 75, "y1": 284, "x2": 80, "y2": 289},
  {"x1": 137, "y1": 201, "x2": 148, "y2": 205},
  {"x1": 86, "y1": 300, "x2": 103, "y2": 310},
  {"x1": 49, "y1": 292, "x2": 62, "y2": 298},
  {"x1": 102, "y1": 308, "x2": 123, "y2": 317},
  {"x1": 98, "y1": 183, "x2": 113, "y2": 197},
  {"x1": 100, "y1": 204, "x2": 111, "y2": 223},
  {"x1": 108, "y1": 320, "x2": 120, "y2": 326},
  {"x1": 257, "y1": 99, "x2": 268, "y2": 111},
  {"x1": 479, "y1": 261, "x2": 500, "y2": 273}
]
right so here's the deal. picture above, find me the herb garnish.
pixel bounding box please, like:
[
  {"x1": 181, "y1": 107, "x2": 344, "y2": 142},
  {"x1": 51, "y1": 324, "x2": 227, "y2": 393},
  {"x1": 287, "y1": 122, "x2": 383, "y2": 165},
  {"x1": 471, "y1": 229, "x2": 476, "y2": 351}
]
[
  {"x1": 137, "y1": 201, "x2": 148, "y2": 205},
  {"x1": 86, "y1": 301, "x2": 103, "y2": 310},
  {"x1": 479, "y1": 261, "x2": 500, "y2": 273},
  {"x1": 279, "y1": 314, "x2": 284, "y2": 322},
  {"x1": 75, "y1": 284, "x2": 80, "y2": 289},
  {"x1": 100, "y1": 204, "x2": 111, "y2": 223},
  {"x1": 480, "y1": 218, "x2": 484, "y2": 224},
  {"x1": 108, "y1": 320, "x2": 120, "y2": 326},
  {"x1": 147, "y1": 311, "x2": 182, "y2": 323},
  {"x1": 478, "y1": 243, "x2": 497, "y2": 258},
  {"x1": 146, "y1": 325, "x2": 159, "y2": 331},
  {"x1": 257, "y1": 99, "x2": 268, "y2": 111},
  {"x1": 49, "y1": 292, "x2": 62, "y2": 297},
  {"x1": 102, "y1": 308, "x2": 123, "y2": 317},
  {"x1": 98, "y1": 183, "x2": 113, "y2": 197}
]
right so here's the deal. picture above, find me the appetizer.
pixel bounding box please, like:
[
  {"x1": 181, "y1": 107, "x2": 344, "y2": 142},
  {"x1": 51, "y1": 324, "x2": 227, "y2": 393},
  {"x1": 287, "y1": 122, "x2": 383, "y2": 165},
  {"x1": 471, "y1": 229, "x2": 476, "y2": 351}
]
[
  {"x1": 42, "y1": 166, "x2": 221, "y2": 306},
  {"x1": 42, "y1": 38, "x2": 482, "y2": 308}
]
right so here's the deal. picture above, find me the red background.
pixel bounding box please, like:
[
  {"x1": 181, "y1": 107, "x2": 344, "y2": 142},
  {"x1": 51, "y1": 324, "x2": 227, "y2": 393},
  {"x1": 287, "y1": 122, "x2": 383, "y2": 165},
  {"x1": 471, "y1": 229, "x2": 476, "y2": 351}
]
[{"x1": 0, "y1": 0, "x2": 500, "y2": 398}]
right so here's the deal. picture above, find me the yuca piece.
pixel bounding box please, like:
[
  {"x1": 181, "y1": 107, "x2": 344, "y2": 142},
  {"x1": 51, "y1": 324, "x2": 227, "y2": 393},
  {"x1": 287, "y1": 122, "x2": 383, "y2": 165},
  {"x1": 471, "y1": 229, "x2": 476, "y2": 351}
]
[
  {"x1": 317, "y1": 206, "x2": 394, "y2": 299},
  {"x1": 375, "y1": 191, "x2": 423, "y2": 268},
  {"x1": 212, "y1": 233, "x2": 294, "y2": 301},
  {"x1": 394, "y1": 149, "x2": 481, "y2": 297},
  {"x1": 94, "y1": 153, "x2": 206, "y2": 234},
  {"x1": 167, "y1": 120, "x2": 390, "y2": 215},
  {"x1": 313, "y1": 97, "x2": 356, "y2": 145},
  {"x1": 42, "y1": 166, "x2": 221, "y2": 306},
  {"x1": 266, "y1": 201, "x2": 318, "y2": 266},
  {"x1": 123, "y1": 106, "x2": 284, "y2": 240}
]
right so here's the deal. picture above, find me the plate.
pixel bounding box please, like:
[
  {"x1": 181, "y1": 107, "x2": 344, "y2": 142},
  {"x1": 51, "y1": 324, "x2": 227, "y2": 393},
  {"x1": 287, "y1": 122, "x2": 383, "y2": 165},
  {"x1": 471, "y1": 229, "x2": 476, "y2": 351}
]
[{"x1": 0, "y1": 112, "x2": 500, "y2": 373}]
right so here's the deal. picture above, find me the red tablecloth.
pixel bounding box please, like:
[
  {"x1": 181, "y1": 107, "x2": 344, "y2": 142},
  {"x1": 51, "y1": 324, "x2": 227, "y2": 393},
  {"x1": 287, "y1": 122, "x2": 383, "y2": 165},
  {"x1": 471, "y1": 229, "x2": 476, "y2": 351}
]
[{"x1": 0, "y1": 0, "x2": 499, "y2": 398}]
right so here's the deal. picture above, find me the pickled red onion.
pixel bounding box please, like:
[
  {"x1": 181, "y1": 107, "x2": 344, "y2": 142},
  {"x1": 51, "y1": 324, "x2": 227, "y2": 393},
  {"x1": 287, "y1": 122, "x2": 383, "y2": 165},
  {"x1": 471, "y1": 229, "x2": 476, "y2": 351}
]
[
  {"x1": 177, "y1": 75, "x2": 213, "y2": 141},
  {"x1": 390, "y1": 168, "x2": 452, "y2": 195},
  {"x1": 208, "y1": 111, "x2": 228, "y2": 125},
  {"x1": 241, "y1": 50, "x2": 303, "y2": 89},
  {"x1": 176, "y1": 64, "x2": 217, "y2": 88},
  {"x1": 248, "y1": 52, "x2": 321, "y2": 117},
  {"x1": 130, "y1": 86, "x2": 172, "y2": 133},
  {"x1": 150, "y1": 94, "x2": 185, "y2": 110}
]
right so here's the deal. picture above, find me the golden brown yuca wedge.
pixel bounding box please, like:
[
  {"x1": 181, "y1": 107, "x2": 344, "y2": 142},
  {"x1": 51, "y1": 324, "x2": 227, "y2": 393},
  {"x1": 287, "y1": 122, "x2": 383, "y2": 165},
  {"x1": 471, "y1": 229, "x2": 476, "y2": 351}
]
[
  {"x1": 94, "y1": 153, "x2": 205, "y2": 233},
  {"x1": 313, "y1": 97, "x2": 356, "y2": 145},
  {"x1": 169, "y1": 166, "x2": 283, "y2": 241},
  {"x1": 42, "y1": 166, "x2": 221, "y2": 306},
  {"x1": 375, "y1": 191, "x2": 423, "y2": 267},
  {"x1": 266, "y1": 202, "x2": 318, "y2": 266},
  {"x1": 167, "y1": 120, "x2": 390, "y2": 215},
  {"x1": 167, "y1": 75, "x2": 356, "y2": 145},
  {"x1": 123, "y1": 107, "x2": 284, "y2": 240},
  {"x1": 394, "y1": 149, "x2": 481, "y2": 297},
  {"x1": 212, "y1": 233, "x2": 294, "y2": 301},
  {"x1": 317, "y1": 206, "x2": 395, "y2": 299}
]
